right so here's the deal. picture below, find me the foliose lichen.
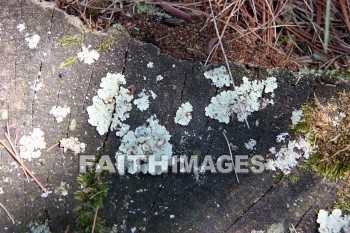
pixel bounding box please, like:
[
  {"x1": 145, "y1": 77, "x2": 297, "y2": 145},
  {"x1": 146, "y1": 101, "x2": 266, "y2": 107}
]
[
  {"x1": 115, "y1": 115, "x2": 172, "y2": 175},
  {"x1": 87, "y1": 72, "x2": 133, "y2": 136},
  {"x1": 19, "y1": 128, "x2": 46, "y2": 161},
  {"x1": 205, "y1": 76, "x2": 278, "y2": 123},
  {"x1": 174, "y1": 102, "x2": 193, "y2": 126}
]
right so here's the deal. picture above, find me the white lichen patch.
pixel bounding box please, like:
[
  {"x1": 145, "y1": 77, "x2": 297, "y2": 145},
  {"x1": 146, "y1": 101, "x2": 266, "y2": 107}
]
[
  {"x1": 49, "y1": 106, "x2": 70, "y2": 123},
  {"x1": 19, "y1": 128, "x2": 46, "y2": 161},
  {"x1": 174, "y1": 102, "x2": 193, "y2": 126},
  {"x1": 115, "y1": 115, "x2": 173, "y2": 175},
  {"x1": 17, "y1": 23, "x2": 25, "y2": 32},
  {"x1": 60, "y1": 137, "x2": 86, "y2": 155},
  {"x1": 77, "y1": 45, "x2": 100, "y2": 65},
  {"x1": 265, "y1": 137, "x2": 313, "y2": 174},
  {"x1": 97, "y1": 72, "x2": 126, "y2": 101},
  {"x1": 55, "y1": 181, "x2": 69, "y2": 196},
  {"x1": 291, "y1": 109, "x2": 303, "y2": 125},
  {"x1": 115, "y1": 123, "x2": 130, "y2": 137},
  {"x1": 317, "y1": 209, "x2": 350, "y2": 233},
  {"x1": 156, "y1": 75, "x2": 163, "y2": 81},
  {"x1": 31, "y1": 80, "x2": 44, "y2": 92},
  {"x1": 0, "y1": 109, "x2": 8, "y2": 120},
  {"x1": 147, "y1": 62, "x2": 154, "y2": 68},
  {"x1": 69, "y1": 119, "x2": 77, "y2": 131},
  {"x1": 87, "y1": 96, "x2": 114, "y2": 135},
  {"x1": 110, "y1": 87, "x2": 134, "y2": 129},
  {"x1": 29, "y1": 220, "x2": 51, "y2": 233},
  {"x1": 40, "y1": 191, "x2": 52, "y2": 198},
  {"x1": 204, "y1": 66, "x2": 232, "y2": 88},
  {"x1": 244, "y1": 139, "x2": 257, "y2": 151},
  {"x1": 150, "y1": 90, "x2": 157, "y2": 99},
  {"x1": 205, "y1": 76, "x2": 278, "y2": 123},
  {"x1": 276, "y1": 132, "x2": 289, "y2": 143},
  {"x1": 25, "y1": 34, "x2": 40, "y2": 49},
  {"x1": 133, "y1": 89, "x2": 150, "y2": 112},
  {"x1": 87, "y1": 73, "x2": 133, "y2": 135}
]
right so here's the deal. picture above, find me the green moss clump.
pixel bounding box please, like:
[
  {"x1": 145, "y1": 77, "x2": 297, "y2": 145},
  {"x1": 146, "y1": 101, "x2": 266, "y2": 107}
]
[
  {"x1": 96, "y1": 36, "x2": 115, "y2": 53},
  {"x1": 294, "y1": 92, "x2": 350, "y2": 180},
  {"x1": 56, "y1": 35, "x2": 82, "y2": 46},
  {"x1": 335, "y1": 186, "x2": 350, "y2": 211},
  {"x1": 60, "y1": 56, "x2": 78, "y2": 68},
  {"x1": 75, "y1": 151, "x2": 109, "y2": 233},
  {"x1": 326, "y1": 70, "x2": 350, "y2": 81},
  {"x1": 293, "y1": 92, "x2": 350, "y2": 209}
]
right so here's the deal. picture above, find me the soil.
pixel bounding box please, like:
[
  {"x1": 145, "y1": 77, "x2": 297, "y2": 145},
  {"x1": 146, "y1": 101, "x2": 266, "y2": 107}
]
[{"x1": 117, "y1": 12, "x2": 299, "y2": 70}]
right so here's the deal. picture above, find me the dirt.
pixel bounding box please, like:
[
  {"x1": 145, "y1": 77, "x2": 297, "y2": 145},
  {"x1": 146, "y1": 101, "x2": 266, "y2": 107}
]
[{"x1": 117, "y1": 12, "x2": 298, "y2": 70}]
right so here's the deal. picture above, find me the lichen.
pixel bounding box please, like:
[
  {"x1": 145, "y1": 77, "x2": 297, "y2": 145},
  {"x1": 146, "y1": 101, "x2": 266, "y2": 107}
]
[
  {"x1": 156, "y1": 75, "x2": 164, "y2": 81},
  {"x1": 77, "y1": 45, "x2": 100, "y2": 65},
  {"x1": 317, "y1": 209, "x2": 350, "y2": 233},
  {"x1": 19, "y1": 128, "x2": 46, "y2": 161},
  {"x1": 205, "y1": 76, "x2": 277, "y2": 123},
  {"x1": 87, "y1": 72, "x2": 133, "y2": 136},
  {"x1": 291, "y1": 109, "x2": 303, "y2": 125},
  {"x1": 147, "y1": 62, "x2": 154, "y2": 68},
  {"x1": 174, "y1": 102, "x2": 193, "y2": 126},
  {"x1": 29, "y1": 220, "x2": 51, "y2": 233},
  {"x1": 25, "y1": 34, "x2": 40, "y2": 49},
  {"x1": 60, "y1": 137, "x2": 86, "y2": 155},
  {"x1": 115, "y1": 115, "x2": 172, "y2": 175},
  {"x1": 204, "y1": 66, "x2": 232, "y2": 88},
  {"x1": 55, "y1": 181, "x2": 69, "y2": 196},
  {"x1": 17, "y1": 23, "x2": 25, "y2": 32},
  {"x1": 265, "y1": 137, "x2": 313, "y2": 175},
  {"x1": 87, "y1": 96, "x2": 114, "y2": 135},
  {"x1": 50, "y1": 106, "x2": 70, "y2": 123},
  {"x1": 244, "y1": 139, "x2": 257, "y2": 151},
  {"x1": 133, "y1": 89, "x2": 150, "y2": 112}
]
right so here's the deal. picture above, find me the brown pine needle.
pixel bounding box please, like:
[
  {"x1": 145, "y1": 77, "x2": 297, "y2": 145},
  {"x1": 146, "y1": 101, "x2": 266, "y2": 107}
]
[
  {"x1": 0, "y1": 202, "x2": 15, "y2": 224},
  {"x1": 91, "y1": 205, "x2": 99, "y2": 233},
  {"x1": 0, "y1": 139, "x2": 46, "y2": 192},
  {"x1": 223, "y1": 131, "x2": 239, "y2": 184},
  {"x1": 208, "y1": 0, "x2": 250, "y2": 129},
  {"x1": 4, "y1": 133, "x2": 30, "y2": 182},
  {"x1": 46, "y1": 142, "x2": 59, "y2": 152}
]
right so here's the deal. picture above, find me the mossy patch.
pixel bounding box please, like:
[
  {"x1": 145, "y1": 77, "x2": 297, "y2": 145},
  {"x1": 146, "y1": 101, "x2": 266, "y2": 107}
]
[
  {"x1": 292, "y1": 92, "x2": 350, "y2": 210},
  {"x1": 96, "y1": 36, "x2": 115, "y2": 53},
  {"x1": 326, "y1": 70, "x2": 350, "y2": 81},
  {"x1": 60, "y1": 56, "x2": 78, "y2": 68},
  {"x1": 294, "y1": 92, "x2": 350, "y2": 180},
  {"x1": 56, "y1": 35, "x2": 82, "y2": 46},
  {"x1": 74, "y1": 151, "x2": 109, "y2": 233}
]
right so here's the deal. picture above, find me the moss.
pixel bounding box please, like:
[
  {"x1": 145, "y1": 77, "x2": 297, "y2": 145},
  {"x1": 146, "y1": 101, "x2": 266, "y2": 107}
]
[
  {"x1": 74, "y1": 150, "x2": 109, "y2": 233},
  {"x1": 335, "y1": 186, "x2": 350, "y2": 211},
  {"x1": 292, "y1": 92, "x2": 350, "y2": 210},
  {"x1": 111, "y1": 23, "x2": 125, "y2": 32},
  {"x1": 274, "y1": 171, "x2": 284, "y2": 182},
  {"x1": 60, "y1": 56, "x2": 78, "y2": 68},
  {"x1": 56, "y1": 35, "x2": 81, "y2": 46},
  {"x1": 326, "y1": 70, "x2": 350, "y2": 81},
  {"x1": 297, "y1": 92, "x2": 350, "y2": 180},
  {"x1": 135, "y1": 1, "x2": 154, "y2": 14},
  {"x1": 96, "y1": 36, "x2": 115, "y2": 53}
]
